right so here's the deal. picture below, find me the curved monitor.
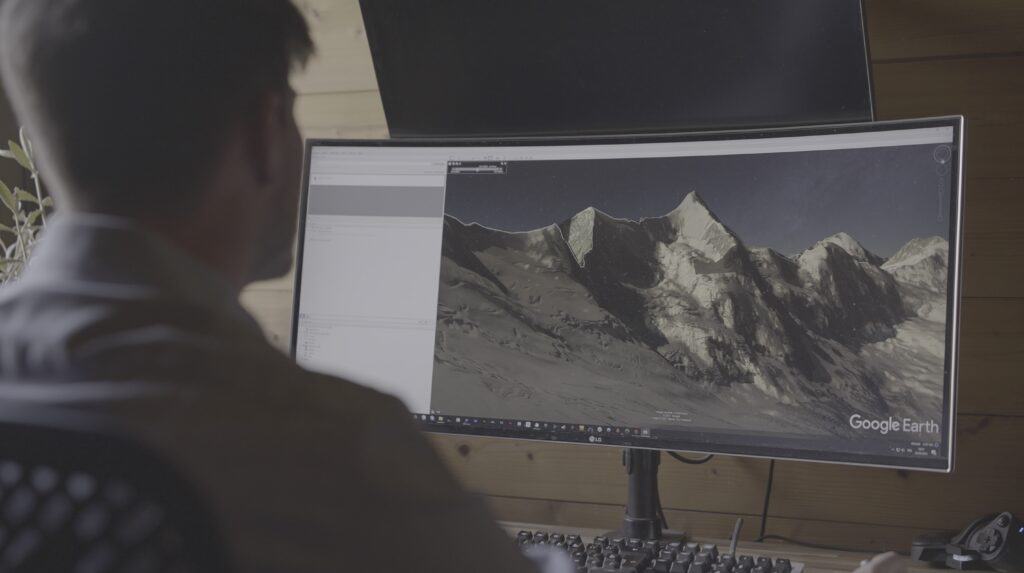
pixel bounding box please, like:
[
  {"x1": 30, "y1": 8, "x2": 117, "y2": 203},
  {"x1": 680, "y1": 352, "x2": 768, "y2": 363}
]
[
  {"x1": 292, "y1": 117, "x2": 964, "y2": 471},
  {"x1": 360, "y1": 0, "x2": 874, "y2": 137}
]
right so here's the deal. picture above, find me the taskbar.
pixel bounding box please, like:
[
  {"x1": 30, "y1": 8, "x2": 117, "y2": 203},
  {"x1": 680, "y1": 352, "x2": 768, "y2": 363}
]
[
  {"x1": 411, "y1": 413, "x2": 949, "y2": 470},
  {"x1": 412, "y1": 413, "x2": 652, "y2": 444}
]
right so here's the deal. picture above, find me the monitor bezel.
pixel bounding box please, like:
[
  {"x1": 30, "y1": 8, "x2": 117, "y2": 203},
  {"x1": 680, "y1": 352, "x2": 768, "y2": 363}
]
[{"x1": 291, "y1": 116, "x2": 965, "y2": 473}]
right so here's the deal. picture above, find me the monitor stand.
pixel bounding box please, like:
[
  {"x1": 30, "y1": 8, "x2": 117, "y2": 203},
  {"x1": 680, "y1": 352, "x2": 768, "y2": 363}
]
[{"x1": 611, "y1": 448, "x2": 687, "y2": 542}]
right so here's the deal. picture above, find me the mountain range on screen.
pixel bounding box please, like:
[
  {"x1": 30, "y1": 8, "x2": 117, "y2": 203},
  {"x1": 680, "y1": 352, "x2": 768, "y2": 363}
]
[{"x1": 431, "y1": 191, "x2": 948, "y2": 436}]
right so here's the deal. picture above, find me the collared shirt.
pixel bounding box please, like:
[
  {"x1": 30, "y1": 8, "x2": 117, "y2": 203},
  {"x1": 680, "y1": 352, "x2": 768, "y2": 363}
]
[{"x1": 0, "y1": 214, "x2": 544, "y2": 573}]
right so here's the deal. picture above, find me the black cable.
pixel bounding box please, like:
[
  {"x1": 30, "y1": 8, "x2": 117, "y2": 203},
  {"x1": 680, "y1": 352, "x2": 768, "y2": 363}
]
[
  {"x1": 653, "y1": 475, "x2": 669, "y2": 530},
  {"x1": 754, "y1": 534, "x2": 910, "y2": 556},
  {"x1": 758, "y1": 459, "x2": 775, "y2": 541},
  {"x1": 667, "y1": 451, "x2": 714, "y2": 465},
  {"x1": 655, "y1": 450, "x2": 712, "y2": 532},
  {"x1": 753, "y1": 461, "x2": 909, "y2": 556}
]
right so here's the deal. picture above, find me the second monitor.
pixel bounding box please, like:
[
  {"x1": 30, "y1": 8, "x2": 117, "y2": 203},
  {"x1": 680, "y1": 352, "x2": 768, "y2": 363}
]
[{"x1": 293, "y1": 117, "x2": 964, "y2": 473}]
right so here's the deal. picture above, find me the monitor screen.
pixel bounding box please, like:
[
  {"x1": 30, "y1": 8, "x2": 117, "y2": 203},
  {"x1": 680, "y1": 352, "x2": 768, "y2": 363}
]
[
  {"x1": 293, "y1": 118, "x2": 964, "y2": 471},
  {"x1": 360, "y1": 0, "x2": 874, "y2": 137}
]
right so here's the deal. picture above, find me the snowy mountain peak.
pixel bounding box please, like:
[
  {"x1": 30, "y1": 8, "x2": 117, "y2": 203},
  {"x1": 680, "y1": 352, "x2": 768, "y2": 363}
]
[
  {"x1": 883, "y1": 236, "x2": 948, "y2": 270},
  {"x1": 817, "y1": 232, "x2": 879, "y2": 262},
  {"x1": 881, "y1": 236, "x2": 948, "y2": 298},
  {"x1": 797, "y1": 231, "x2": 890, "y2": 291},
  {"x1": 678, "y1": 190, "x2": 709, "y2": 210},
  {"x1": 664, "y1": 191, "x2": 740, "y2": 261},
  {"x1": 666, "y1": 191, "x2": 716, "y2": 222}
]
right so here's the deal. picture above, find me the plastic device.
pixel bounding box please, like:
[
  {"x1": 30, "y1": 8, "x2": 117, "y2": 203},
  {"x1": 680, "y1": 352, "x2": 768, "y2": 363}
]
[{"x1": 912, "y1": 512, "x2": 1024, "y2": 572}]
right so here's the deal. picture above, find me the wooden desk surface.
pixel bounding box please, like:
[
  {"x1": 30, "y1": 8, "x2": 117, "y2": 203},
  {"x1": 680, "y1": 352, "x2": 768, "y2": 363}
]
[{"x1": 501, "y1": 522, "x2": 933, "y2": 573}]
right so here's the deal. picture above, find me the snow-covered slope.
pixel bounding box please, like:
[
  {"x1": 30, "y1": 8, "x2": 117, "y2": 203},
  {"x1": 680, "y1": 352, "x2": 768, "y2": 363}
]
[
  {"x1": 815, "y1": 232, "x2": 885, "y2": 265},
  {"x1": 663, "y1": 192, "x2": 741, "y2": 261},
  {"x1": 796, "y1": 236, "x2": 905, "y2": 345},
  {"x1": 882, "y1": 236, "x2": 949, "y2": 321},
  {"x1": 884, "y1": 236, "x2": 949, "y2": 292}
]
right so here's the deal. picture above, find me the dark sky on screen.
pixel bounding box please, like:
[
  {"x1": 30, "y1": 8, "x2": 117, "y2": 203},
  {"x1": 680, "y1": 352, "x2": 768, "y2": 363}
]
[{"x1": 443, "y1": 144, "x2": 954, "y2": 258}]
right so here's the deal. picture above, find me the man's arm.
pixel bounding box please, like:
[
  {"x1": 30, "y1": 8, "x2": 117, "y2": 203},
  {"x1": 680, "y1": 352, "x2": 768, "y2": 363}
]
[{"x1": 352, "y1": 394, "x2": 541, "y2": 573}]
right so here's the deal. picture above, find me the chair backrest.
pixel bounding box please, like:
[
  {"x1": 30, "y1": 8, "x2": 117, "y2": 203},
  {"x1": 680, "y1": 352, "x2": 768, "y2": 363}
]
[{"x1": 0, "y1": 405, "x2": 230, "y2": 572}]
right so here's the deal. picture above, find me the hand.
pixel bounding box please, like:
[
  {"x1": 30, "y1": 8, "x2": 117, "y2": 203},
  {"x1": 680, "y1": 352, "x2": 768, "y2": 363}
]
[
  {"x1": 853, "y1": 552, "x2": 906, "y2": 573},
  {"x1": 521, "y1": 544, "x2": 575, "y2": 573}
]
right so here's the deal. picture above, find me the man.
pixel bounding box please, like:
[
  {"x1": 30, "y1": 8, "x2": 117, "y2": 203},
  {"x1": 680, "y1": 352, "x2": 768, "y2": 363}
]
[{"x1": 0, "y1": 1, "x2": 549, "y2": 571}]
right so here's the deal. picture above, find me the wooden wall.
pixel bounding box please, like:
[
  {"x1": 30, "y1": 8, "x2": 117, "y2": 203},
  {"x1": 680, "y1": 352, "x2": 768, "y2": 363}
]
[
  {"x1": 0, "y1": 89, "x2": 22, "y2": 196},
  {"x1": 243, "y1": 0, "x2": 1024, "y2": 551},
  {"x1": 0, "y1": 90, "x2": 26, "y2": 234}
]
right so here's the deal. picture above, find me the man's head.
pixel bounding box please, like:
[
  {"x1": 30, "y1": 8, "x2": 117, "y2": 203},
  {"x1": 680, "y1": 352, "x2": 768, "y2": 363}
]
[{"x1": 0, "y1": 0, "x2": 314, "y2": 284}]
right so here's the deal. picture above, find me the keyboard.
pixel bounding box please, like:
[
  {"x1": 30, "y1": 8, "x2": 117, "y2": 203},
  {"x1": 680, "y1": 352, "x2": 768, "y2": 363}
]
[{"x1": 514, "y1": 529, "x2": 806, "y2": 573}]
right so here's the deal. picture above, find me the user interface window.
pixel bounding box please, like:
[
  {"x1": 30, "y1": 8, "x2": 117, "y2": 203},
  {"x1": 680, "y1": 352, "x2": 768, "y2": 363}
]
[{"x1": 295, "y1": 123, "x2": 959, "y2": 468}]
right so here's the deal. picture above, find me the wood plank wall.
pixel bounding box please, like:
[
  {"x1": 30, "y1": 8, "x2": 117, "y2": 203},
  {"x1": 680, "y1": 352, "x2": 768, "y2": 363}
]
[
  {"x1": 0, "y1": 92, "x2": 27, "y2": 233},
  {"x1": 243, "y1": 0, "x2": 1024, "y2": 552},
  {"x1": 0, "y1": 91, "x2": 23, "y2": 202}
]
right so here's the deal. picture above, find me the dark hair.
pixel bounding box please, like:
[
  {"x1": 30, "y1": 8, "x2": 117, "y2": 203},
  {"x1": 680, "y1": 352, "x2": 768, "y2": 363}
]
[{"x1": 0, "y1": 0, "x2": 313, "y2": 214}]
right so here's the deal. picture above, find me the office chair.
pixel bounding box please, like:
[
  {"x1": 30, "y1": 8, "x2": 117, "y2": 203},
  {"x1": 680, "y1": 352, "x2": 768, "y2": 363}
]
[{"x1": 0, "y1": 405, "x2": 230, "y2": 572}]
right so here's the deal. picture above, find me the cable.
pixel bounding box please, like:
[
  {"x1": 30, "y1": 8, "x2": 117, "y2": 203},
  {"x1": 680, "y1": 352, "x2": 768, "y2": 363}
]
[
  {"x1": 660, "y1": 451, "x2": 712, "y2": 530},
  {"x1": 758, "y1": 459, "x2": 775, "y2": 540},
  {"x1": 753, "y1": 461, "x2": 909, "y2": 556},
  {"x1": 667, "y1": 451, "x2": 714, "y2": 465},
  {"x1": 729, "y1": 518, "x2": 744, "y2": 556},
  {"x1": 754, "y1": 534, "x2": 910, "y2": 556},
  {"x1": 653, "y1": 475, "x2": 669, "y2": 530}
]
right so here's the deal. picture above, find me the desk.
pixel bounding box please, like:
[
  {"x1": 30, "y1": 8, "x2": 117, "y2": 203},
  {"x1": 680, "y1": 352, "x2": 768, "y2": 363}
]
[{"x1": 501, "y1": 522, "x2": 933, "y2": 573}]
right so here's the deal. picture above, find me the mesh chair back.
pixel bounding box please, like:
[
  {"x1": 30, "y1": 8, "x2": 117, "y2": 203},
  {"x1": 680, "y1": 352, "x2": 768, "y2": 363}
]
[{"x1": 0, "y1": 406, "x2": 230, "y2": 572}]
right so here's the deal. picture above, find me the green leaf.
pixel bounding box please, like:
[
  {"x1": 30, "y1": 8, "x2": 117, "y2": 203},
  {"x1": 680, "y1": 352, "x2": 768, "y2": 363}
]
[
  {"x1": 15, "y1": 188, "x2": 38, "y2": 204},
  {"x1": 7, "y1": 141, "x2": 33, "y2": 172},
  {"x1": 0, "y1": 180, "x2": 17, "y2": 211},
  {"x1": 41, "y1": 197, "x2": 54, "y2": 209},
  {"x1": 0, "y1": 149, "x2": 15, "y2": 160},
  {"x1": 0, "y1": 222, "x2": 14, "y2": 235},
  {"x1": 26, "y1": 210, "x2": 42, "y2": 226}
]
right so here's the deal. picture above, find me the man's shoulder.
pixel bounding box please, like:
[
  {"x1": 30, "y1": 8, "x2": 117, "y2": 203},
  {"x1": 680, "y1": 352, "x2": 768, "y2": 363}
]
[
  {"x1": 185, "y1": 343, "x2": 410, "y2": 420},
  {"x1": 0, "y1": 282, "x2": 407, "y2": 423},
  {"x1": 286, "y1": 364, "x2": 411, "y2": 420}
]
